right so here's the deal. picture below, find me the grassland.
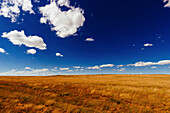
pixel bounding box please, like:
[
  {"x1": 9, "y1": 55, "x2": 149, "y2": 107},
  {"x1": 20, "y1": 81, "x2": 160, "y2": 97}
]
[{"x1": 0, "y1": 74, "x2": 170, "y2": 113}]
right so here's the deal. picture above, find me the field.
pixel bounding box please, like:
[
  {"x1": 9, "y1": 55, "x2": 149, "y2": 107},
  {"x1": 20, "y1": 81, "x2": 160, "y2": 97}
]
[{"x1": 0, "y1": 74, "x2": 170, "y2": 113}]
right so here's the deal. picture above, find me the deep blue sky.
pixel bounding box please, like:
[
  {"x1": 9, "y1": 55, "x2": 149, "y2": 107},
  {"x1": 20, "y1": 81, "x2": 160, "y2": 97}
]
[{"x1": 0, "y1": 0, "x2": 170, "y2": 75}]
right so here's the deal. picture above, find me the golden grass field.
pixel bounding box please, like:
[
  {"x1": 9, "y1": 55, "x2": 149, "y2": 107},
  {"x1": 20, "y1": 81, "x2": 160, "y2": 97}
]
[{"x1": 0, "y1": 74, "x2": 170, "y2": 113}]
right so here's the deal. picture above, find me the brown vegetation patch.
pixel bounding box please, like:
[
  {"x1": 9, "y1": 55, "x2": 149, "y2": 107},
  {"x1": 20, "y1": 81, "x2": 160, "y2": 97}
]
[{"x1": 0, "y1": 74, "x2": 170, "y2": 112}]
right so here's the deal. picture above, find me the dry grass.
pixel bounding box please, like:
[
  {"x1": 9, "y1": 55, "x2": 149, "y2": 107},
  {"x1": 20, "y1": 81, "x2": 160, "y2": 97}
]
[{"x1": 0, "y1": 74, "x2": 170, "y2": 113}]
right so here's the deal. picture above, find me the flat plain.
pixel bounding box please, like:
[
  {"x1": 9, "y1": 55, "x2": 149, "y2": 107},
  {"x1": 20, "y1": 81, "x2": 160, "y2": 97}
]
[{"x1": 0, "y1": 74, "x2": 170, "y2": 113}]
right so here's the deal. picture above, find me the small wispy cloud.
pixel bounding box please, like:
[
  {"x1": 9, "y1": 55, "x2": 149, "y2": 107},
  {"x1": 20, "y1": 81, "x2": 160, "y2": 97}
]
[
  {"x1": 80, "y1": 69, "x2": 84, "y2": 71},
  {"x1": 27, "y1": 49, "x2": 36, "y2": 54},
  {"x1": 56, "y1": 53, "x2": 63, "y2": 57},
  {"x1": 85, "y1": 38, "x2": 94, "y2": 42},
  {"x1": 127, "y1": 64, "x2": 135, "y2": 67},
  {"x1": 60, "y1": 68, "x2": 69, "y2": 71},
  {"x1": 51, "y1": 67, "x2": 57, "y2": 71},
  {"x1": 87, "y1": 66, "x2": 100, "y2": 70},
  {"x1": 117, "y1": 65, "x2": 123, "y2": 68},
  {"x1": 151, "y1": 66, "x2": 157, "y2": 69},
  {"x1": 100, "y1": 64, "x2": 114, "y2": 68},
  {"x1": 73, "y1": 66, "x2": 81, "y2": 69},
  {"x1": 117, "y1": 68, "x2": 125, "y2": 72},
  {"x1": 25, "y1": 67, "x2": 31, "y2": 70},
  {"x1": 0, "y1": 48, "x2": 6, "y2": 53},
  {"x1": 141, "y1": 48, "x2": 144, "y2": 50},
  {"x1": 144, "y1": 43, "x2": 153, "y2": 47},
  {"x1": 67, "y1": 70, "x2": 73, "y2": 72}
]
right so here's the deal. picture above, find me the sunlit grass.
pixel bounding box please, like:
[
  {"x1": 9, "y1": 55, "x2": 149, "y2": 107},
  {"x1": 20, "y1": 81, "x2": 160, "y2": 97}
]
[{"x1": 0, "y1": 74, "x2": 170, "y2": 112}]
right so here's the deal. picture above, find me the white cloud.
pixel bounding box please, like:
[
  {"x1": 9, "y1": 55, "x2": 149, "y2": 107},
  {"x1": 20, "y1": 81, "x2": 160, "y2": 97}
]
[
  {"x1": 141, "y1": 48, "x2": 144, "y2": 50},
  {"x1": 57, "y1": 0, "x2": 70, "y2": 7},
  {"x1": 118, "y1": 68, "x2": 125, "y2": 72},
  {"x1": 75, "y1": 69, "x2": 79, "y2": 71},
  {"x1": 157, "y1": 60, "x2": 170, "y2": 65},
  {"x1": 85, "y1": 38, "x2": 94, "y2": 42},
  {"x1": 30, "y1": 68, "x2": 49, "y2": 73},
  {"x1": 0, "y1": 48, "x2": 6, "y2": 53},
  {"x1": 73, "y1": 66, "x2": 80, "y2": 68},
  {"x1": 80, "y1": 69, "x2": 84, "y2": 71},
  {"x1": 129, "y1": 60, "x2": 170, "y2": 67},
  {"x1": 100, "y1": 64, "x2": 114, "y2": 68},
  {"x1": 144, "y1": 43, "x2": 153, "y2": 47},
  {"x1": 164, "y1": 0, "x2": 170, "y2": 7},
  {"x1": 134, "y1": 61, "x2": 156, "y2": 67},
  {"x1": 27, "y1": 49, "x2": 36, "y2": 54},
  {"x1": 60, "y1": 68, "x2": 69, "y2": 70},
  {"x1": 51, "y1": 67, "x2": 57, "y2": 71},
  {"x1": 67, "y1": 70, "x2": 73, "y2": 72},
  {"x1": 0, "y1": 0, "x2": 34, "y2": 22},
  {"x1": 127, "y1": 64, "x2": 135, "y2": 67},
  {"x1": 87, "y1": 66, "x2": 100, "y2": 70},
  {"x1": 0, "y1": 68, "x2": 49, "y2": 76},
  {"x1": 151, "y1": 66, "x2": 157, "y2": 69},
  {"x1": 117, "y1": 65, "x2": 123, "y2": 68},
  {"x1": 34, "y1": 0, "x2": 40, "y2": 3},
  {"x1": 25, "y1": 67, "x2": 31, "y2": 70},
  {"x1": 1, "y1": 30, "x2": 47, "y2": 50},
  {"x1": 39, "y1": 1, "x2": 85, "y2": 38},
  {"x1": 56, "y1": 53, "x2": 63, "y2": 57}
]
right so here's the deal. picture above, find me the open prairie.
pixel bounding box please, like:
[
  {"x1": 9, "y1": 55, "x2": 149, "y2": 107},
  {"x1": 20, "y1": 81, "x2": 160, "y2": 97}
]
[{"x1": 0, "y1": 74, "x2": 170, "y2": 113}]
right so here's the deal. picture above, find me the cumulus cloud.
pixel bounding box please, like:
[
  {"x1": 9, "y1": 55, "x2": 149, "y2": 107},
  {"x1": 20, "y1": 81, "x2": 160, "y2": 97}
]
[
  {"x1": 100, "y1": 64, "x2": 114, "y2": 68},
  {"x1": 57, "y1": 0, "x2": 70, "y2": 7},
  {"x1": 0, "y1": 68, "x2": 50, "y2": 76},
  {"x1": 1, "y1": 30, "x2": 47, "y2": 50},
  {"x1": 0, "y1": 48, "x2": 6, "y2": 53},
  {"x1": 128, "y1": 60, "x2": 170, "y2": 67},
  {"x1": 27, "y1": 49, "x2": 36, "y2": 54},
  {"x1": 39, "y1": 1, "x2": 85, "y2": 38},
  {"x1": 56, "y1": 53, "x2": 63, "y2": 57},
  {"x1": 144, "y1": 43, "x2": 153, "y2": 47},
  {"x1": 0, "y1": 0, "x2": 34, "y2": 22},
  {"x1": 85, "y1": 38, "x2": 94, "y2": 42},
  {"x1": 164, "y1": 0, "x2": 170, "y2": 7},
  {"x1": 157, "y1": 60, "x2": 170, "y2": 65},
  {"x1": 60, "y1": 68, "x2": 69, "y2": 70},
  {"x1": 87, "y1": 66, "x2": 100, "y2": 70},
  {"x1": 134, "y1": 61, "x2": 156, "y2": 67}
]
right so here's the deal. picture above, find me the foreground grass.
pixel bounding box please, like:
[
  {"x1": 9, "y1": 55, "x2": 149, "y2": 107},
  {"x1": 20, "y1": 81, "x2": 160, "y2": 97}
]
[{"x1": 0, "y1": 74, "x2": 170, "y2": 113}]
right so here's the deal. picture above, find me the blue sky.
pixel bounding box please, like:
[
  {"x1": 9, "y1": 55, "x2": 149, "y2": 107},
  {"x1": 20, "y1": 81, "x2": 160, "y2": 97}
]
[{"x1": 1, "y1": 0, "x2": 170, "y2": 75}]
